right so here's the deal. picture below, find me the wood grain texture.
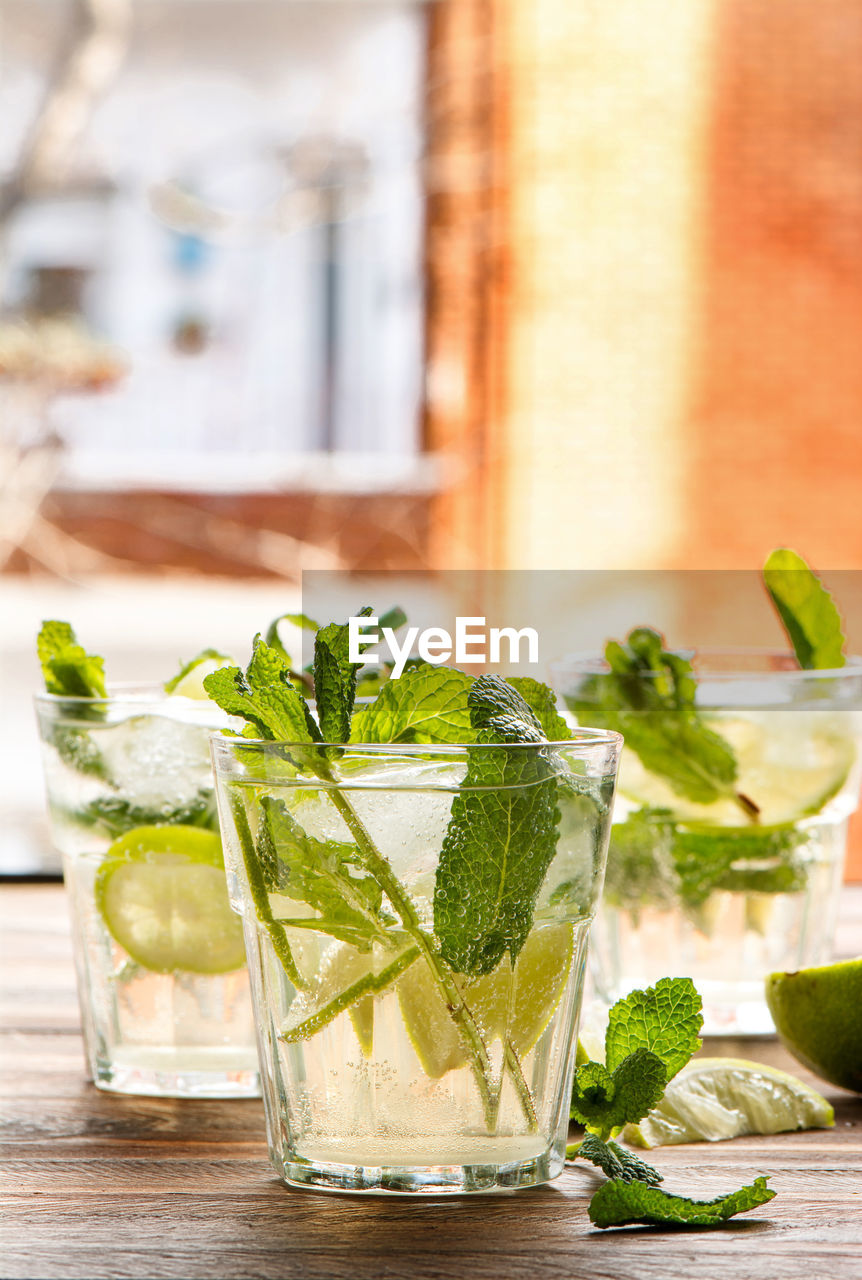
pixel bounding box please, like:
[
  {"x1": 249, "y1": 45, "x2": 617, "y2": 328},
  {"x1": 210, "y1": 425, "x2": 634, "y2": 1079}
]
[{"x1": 1, "y1": 884, "x2": 860, "y2": 1280}]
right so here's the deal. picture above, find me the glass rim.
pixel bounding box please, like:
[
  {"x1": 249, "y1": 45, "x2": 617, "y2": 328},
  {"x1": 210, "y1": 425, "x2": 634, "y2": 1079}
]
[
  {"x1": 552, "y1": 647, "x2": 862, "y2": 682},
  {"x1": 210, "y1": 728, "x2": 623, "y2": 755},
  {"x1": 34, "y1": 681, "x2": 175, "y2": 706}
]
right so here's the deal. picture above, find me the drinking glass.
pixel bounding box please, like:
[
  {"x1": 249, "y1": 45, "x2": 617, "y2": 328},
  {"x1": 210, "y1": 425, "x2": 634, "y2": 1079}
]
[
  {"x1": 554, "y1": 651, "x2": 862, "y2": 1035},
  {"x1": 211, "y1": 732, "x2": 621, "y2": 1194},
  {"x1": 35, "y1": 685, "x2": 259, "y2": 1097}
]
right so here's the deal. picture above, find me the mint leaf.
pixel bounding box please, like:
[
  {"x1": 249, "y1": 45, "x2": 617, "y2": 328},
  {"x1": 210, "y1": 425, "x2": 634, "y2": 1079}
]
[
  {"x1": 763, "y1": 548, "x2": 845, "y2": 670},
  {"x1": 164, "y1": 648, "x2": 231, "y2": 694},
  {"x1": 567, "y1": 629, "x2": 758, "y2": 819},
  {"x1": 465, "y1": 673, "x2": 546, "y2": 743},
  {"x1": 570, "y1": 1060, "x2": 615, "y2": 1125},
  {"x1": 67, "y1": 790, "x2": 218, "y2": 838},
  {"x1": 37, "y1": 620, "x2": 107, "y2": 698},
  {"x1": 203, "y1": 637, "x2": 319, "y2": 742},
  {"x1": 349, "y1": 666, "x2": 474, "y2": 743},
  {"x1": 433, "y1": 676, "x2": 561, "y2": 975},
  {"x1": 48, "y1": 726, "x2": 110, "y2": 780},
  {"x1": 588, "y1": 1175, "x2": 775, "y2": 1229},
  {"x1": 505, "y1": 677, "x2": 573, "y2": 740},
  {"x1": 259, "y1": 797, "x2": 392, "y2": 951},
  {"x1": 672, "y1": 822, "x2": 807, "y2": 908},
  {"x1": 571, "y1": 1049, "x2": 667, "y2": 1131},
  {"x1": 605, "y1": 977, "x2": 702, "y2": 1082},
  {"x1": 575, "y1": 1134, "x2": 663, "y2": 1186},
  {"x1": 314, "y1": 608, "x2": 373, "y2": 744}
]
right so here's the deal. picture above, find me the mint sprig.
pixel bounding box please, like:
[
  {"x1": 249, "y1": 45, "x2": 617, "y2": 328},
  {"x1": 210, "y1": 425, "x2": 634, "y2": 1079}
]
[
  {"x1": 37, "y1": 620, "x2": 110, "y2": 779},
  {"x1": 567, "y1": 627, "x2": 759, "y2": 821},
  {"x1": 571, "y1": 978, "x2": 775, "y2": 1228},
  {"x1": 258, "y1": 796, "x2": 394, "y2": 951},
  {"x1": 37, "y1": 620, "x2": 107, "y2": 699},
  {"x1": 589, "y1": 1176, "x2": 775, "y2": 1229},
  {"x1": 203, "y1": 637, "x2": 320, "y2": 742},
  {"x1": 763, "y1": 548, "x2": 845, "y2": 670},
  {"x1": 206, "y1": 631, "x2": 548, "y2": 1132}
]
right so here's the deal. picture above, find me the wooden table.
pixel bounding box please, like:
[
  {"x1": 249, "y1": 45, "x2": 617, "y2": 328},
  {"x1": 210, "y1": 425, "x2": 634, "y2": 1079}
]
[{"x1": 2, "y1": 884, "x2": 860, "y2": 1280}]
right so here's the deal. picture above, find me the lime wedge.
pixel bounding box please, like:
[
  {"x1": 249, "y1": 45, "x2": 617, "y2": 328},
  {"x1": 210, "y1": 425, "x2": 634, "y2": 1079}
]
[
  {"x1": 286, "y1": 941, "x2": 379, "y2": 1055},
  {"x1": 397, "y1": 923, "x2": 575, "y2": 1078},
  {"x1": 766, "y1": 957, "x2": 862, "y2": 1093},
  {"x1": 165, "y1": 649, "x2": 234, "y2": 700},
  {"x1": 623, "y1": 1057, "x2": 834, "y2": 1147},
  {"x1": 95, "y1": 824, "x2": 246, "y2": 974},
  {"x1": 620, "y1": 713, "x2": 855, "y2": 824}
]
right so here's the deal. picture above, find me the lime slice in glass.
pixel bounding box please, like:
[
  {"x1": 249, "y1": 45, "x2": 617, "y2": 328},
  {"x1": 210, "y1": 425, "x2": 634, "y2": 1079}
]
[
  {"x1": 397, "y1": 922, "x2": 575, "y2": 1078},
  {"x1": 623, "y1": 1057, "x2": 834, "y2": 1147},
  {"x1": 95, "y1": 824, "x2": 246, "y2": 974},
  {"x1": 165, "y1": 650, "x2": 234, "y2": 700},
  {"x1": 620, "y1": 714, "x2": 855, "y2": 824}
]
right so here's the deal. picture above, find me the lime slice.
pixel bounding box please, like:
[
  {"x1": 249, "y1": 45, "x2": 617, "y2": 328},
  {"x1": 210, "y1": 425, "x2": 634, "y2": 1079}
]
[
  {"x1": 620, "y1": 713, "x2": 855, "y2": 825},
  {"x1": 766, "y1": 957, "x2": 862, "y2": 1093},
  {"x1": 165, "y1": 649, "x2": 234, "y2": 700},
  {"x1": 95, "y1": 824, "x2": 246, "y2": 974},
  {"x1": 397, "y1": 923, "x2": 575, "y2": 1078},
  {"x1": 623, "y1": 1057, "x2": 834, "y2": 1147}
]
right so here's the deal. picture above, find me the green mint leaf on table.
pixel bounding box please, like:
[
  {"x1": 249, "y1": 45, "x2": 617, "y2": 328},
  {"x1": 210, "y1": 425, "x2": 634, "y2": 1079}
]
[
  {"x1": 258, "y1": 796, "x2": 393, "y2": 951},
  {"x1": 763, "y1": 548, "x2": 845, "y2": 670},
  {"x1": 504, "y1": 676, "x2": 573, "y2": 740},
  {"x1": 571, "y1": 1049, "x2": 667, "y2": 1132},
  {"x1": 433, "y1": 675, "x2": 561, "y2": 975},
  {"x1": 350, "y1": 666, "x2": 475, "y2": 743},
  {"x1": 588, "y1": 1175, "x2": 775, "y2": 1229},
  {"x1": 567, "y1": 628, "x2": 759, "y2": 821},
  {"x1": 314, "y1": 607, "x2": 373, "y2": 744},
  {"x1": 38, "y1": 620, "x2": 107, "y2": 698},
  {"x1": 203, "y1": 637, "x2": 320, "y2": 742},
  {"x1": 574, "y1": 1134, "x2": 663, "y2": 1186},
  {"x1": 605, "y1": 976, "x2": 702, "y2": 1082}
]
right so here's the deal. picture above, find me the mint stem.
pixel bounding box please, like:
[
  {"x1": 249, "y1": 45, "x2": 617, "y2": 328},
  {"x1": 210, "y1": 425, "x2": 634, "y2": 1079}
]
[
  {"x1": 325, "y1": 783, "x2": 538, "y2": 1135},
  {"x1": 325, "y1": 786, "x2": 500, "y2": 1130},
  {"x1": 228, "y1": 793, "x2": 306, "y2": 990},
  {"x1": 283, "y1": 946, "x2": 420, "y2": 1043}
]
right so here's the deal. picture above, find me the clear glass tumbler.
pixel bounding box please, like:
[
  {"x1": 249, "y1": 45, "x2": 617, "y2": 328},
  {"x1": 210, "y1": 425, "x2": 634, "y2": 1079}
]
[
  {"x1": 211, "y1": 733, "x2": 621, "y2": 1194},
  {"x1": 35, "y1": 685, "x2": 259, "y2": 1098},
  {"x1": 555, "y1": 651, "x2": 862, "y2": 1035}
]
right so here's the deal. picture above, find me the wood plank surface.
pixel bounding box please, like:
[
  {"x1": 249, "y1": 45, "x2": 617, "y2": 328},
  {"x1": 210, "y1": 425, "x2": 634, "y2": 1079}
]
[{"x1": 1, "y1": 884, "x2": 860, "y2": 1280}]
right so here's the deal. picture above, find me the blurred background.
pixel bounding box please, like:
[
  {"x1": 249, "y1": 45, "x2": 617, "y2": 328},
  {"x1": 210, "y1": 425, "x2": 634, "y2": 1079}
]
[{"x1": 3, "y1": 0, "x2": 862, "y2": 874}]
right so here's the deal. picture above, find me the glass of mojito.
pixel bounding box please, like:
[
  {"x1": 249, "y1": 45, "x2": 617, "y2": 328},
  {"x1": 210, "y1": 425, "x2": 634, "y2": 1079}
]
[
  {"x1": 35, "y1": 629, "x2": 259, "y2": 1098},
  {"x1": 208, "y1": 649, "x2": 620, "y2": 1193},
  {"x1": 556, "y1": 643, "x2": 862, "y2": 1035}
]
